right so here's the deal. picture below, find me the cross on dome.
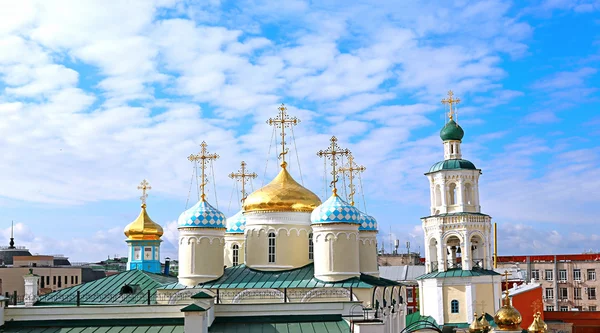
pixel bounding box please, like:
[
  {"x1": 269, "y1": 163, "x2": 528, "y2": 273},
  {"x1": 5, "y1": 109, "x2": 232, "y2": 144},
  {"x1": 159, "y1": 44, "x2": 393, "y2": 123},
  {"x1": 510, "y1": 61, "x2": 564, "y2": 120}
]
[
  {"x1": 338, "y1": 154, "x2": 366, "y2": 206},
  {"x1": 188, "y1": 141, "x2": 220, "y2": 201},
  {"x1": 441, "y1": 90, "x2": 461, "y2": 121},
  {"x1": 137, "y1": 179, "x2": 151, "y2": 208},
  {"x1": 317, "y1": 136, "x2": 350, "y2": 196},
  {"x1": 267, "y1": 104, "x2": 300, "y2": 167},
  {"x1": 229, "y1": 161, "x2": 257, "y2": 204}
]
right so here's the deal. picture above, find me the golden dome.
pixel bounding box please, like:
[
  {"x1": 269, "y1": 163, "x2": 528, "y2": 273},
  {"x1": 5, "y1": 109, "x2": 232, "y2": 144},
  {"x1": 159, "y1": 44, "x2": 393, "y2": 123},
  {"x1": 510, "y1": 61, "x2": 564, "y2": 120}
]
[
  {"x1": 124, "y1": 204, "x2": 164, "y2": 241},
  {"x1": 494, "y1": 293, "x2": 522, "y2": 331},
  {"x1": 527, "y1": 312, "x2": 547, "y2": 333},
  {"x1": 469, "y1": 313, "x2": 484, "y2": 333},
  {"x1": 243, "y1": 163, "x2": 321, "y2": 213}
]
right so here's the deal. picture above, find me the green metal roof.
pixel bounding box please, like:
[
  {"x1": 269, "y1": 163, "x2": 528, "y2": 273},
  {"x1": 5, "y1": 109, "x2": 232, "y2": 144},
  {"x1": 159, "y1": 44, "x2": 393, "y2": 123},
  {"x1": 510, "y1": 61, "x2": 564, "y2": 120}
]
[
  {"x1": 191, "y1": 291, "x2": 214, "y2": 299},
  {"x1": 1, "y1": 318, "x2": 184, "y2": 333},
  {"x1": 161, "y1": 264, "x2": 403, "y2": 290},
  {"x1": 415, "y1": 269, "x2": 500, "y2": 280},
  {"x1": 208, "y1": 315, "x2": 349, "y2": 332},
  {"x1": 427, "y1": 159, "x2": 478, "y2": 173},
  {"x1": 37, "y1": 269, "x2": 177, "y2": 305},
  {"x1": 404, "y1": 312, "x2": 439, "y2": 332},
  {"x1": 440, "y1": 119, "x2": 464, "y2": 141},
  {"x1": 181, "y1": 303, "x2": 206, "y2": 312},
  {"x1": 421, "y1": 212, "x2": 491, "y2": 219}
]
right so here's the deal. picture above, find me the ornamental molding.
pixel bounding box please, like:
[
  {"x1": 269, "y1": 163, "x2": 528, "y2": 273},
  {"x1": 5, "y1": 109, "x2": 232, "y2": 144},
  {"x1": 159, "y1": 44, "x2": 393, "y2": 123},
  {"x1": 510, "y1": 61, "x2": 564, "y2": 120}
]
[
  {"x1": 244, "y1": 211, "x2": 311, "y2": 225},
  {"x1": 300, "y1": 288, "x2": 355, "y2": 302},
  {"x1": 360, "y1": 237, "x2": 377, "y2": 245},
  {"x1": 179, "y1": 235, "x2": 225, "y2": 245},
  {"x1": 232, "y1": 288, "x2": 286, "y2": 303},
  {"x1": 167, "y1": 289, "x2": 201, "y2": 304},
  {"x1": 313, "y1": 231, "x2": 359, "y2": 243},
  {"x1": 245, "y1": 225, "x2": 311, "y2": 237}
]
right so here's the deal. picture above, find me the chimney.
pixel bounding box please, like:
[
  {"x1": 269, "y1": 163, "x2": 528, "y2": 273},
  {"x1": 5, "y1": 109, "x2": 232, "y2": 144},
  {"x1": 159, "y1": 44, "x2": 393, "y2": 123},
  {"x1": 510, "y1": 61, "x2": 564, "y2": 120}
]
[{"x1": 23, "y1": 269, "x2": 40, "y2": 307}]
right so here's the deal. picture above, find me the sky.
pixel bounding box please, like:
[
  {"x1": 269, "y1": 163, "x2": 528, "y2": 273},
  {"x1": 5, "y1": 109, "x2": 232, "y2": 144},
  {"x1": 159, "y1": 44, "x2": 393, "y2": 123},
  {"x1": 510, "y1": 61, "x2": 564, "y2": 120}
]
[{"x1": 0, "y1": 0, "x2": 599, "y2": 263}]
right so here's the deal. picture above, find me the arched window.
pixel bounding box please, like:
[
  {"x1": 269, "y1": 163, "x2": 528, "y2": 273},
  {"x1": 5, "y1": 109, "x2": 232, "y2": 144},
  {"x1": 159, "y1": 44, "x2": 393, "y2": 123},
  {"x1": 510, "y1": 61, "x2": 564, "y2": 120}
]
[
  {"x1": 450, "y1": 144, "x2": 454, "y2": 154},
  {"x1": 268, "y1": 232, "x2": 276, "y2": 263},
  {"x1": 451, "y1": 299, "x2": 459, "y2": 313},
  {"x1": 308, "y1": 233, "x2": 314, "y2": 260},
  {"x1": 232, "y1": 244, "x2": 239, "y2": 266},
  {"x1": 464, "y1": 183, "x2": 472, "y2": 205},
  {"x1": 448, "y1": 183, "x2": 457, "y2": 205},
  {"x1": 435, "y1": 185, "x2": 442, "y2": 206}
]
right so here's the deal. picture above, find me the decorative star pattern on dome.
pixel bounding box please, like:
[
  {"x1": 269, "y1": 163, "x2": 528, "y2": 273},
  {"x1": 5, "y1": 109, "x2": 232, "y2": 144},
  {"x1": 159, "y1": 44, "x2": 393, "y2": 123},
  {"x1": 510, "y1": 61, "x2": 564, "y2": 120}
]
[
  {"x1": 358, "y1": 212, "x2": 378, "y2": 231},
  {"x1": 226, "y1": 210, "x2": 246, "y2": 233},
  {"x1": 178, "y1": 200, "x2": 226, "y2": 228},
  {"x1": 311, "y1": 195, "x2": 361, "y2": 225}
]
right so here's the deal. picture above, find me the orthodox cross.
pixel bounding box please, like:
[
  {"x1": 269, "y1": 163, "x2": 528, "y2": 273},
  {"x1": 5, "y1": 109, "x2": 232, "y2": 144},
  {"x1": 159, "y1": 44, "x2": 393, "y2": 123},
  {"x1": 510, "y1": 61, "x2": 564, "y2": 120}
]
[
  {"x1": 317, "y1": 136, "x2": 350, "y2": 196},
  {"x1": 441, "y1": 90, "x2": 461, "y2": 120},
  {"x1": 137, "y1": 179, "x2": 151, "y2": 207},
  {"x1": 338, "y1": 154, "x2": 366, "y2": 206},
  {"x1": 473, "y1": 300, "x2": 487, "y2": 314},
  {"x1": 267, "y1": 104, "x2": 300, "y2": 167},
  {"x1": 502, "y1": 270, "x2": 511, "y2": 305},
  {"x1": 530, "y1": 299, "x2": 542, "y2": 314},
  {"x1": 188, "y1": 141, "x2": 219, "y2": 201},
  {"x1": 229, "y1": 161, "x2": 257, "y2": 204}
]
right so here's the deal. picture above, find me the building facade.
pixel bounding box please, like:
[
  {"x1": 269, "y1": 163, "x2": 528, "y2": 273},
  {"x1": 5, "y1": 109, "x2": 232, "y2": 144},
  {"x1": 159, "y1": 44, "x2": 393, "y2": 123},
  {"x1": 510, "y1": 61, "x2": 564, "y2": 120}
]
[{"x1": 497, "y1": 254, "x2": 599, "y2": 312}]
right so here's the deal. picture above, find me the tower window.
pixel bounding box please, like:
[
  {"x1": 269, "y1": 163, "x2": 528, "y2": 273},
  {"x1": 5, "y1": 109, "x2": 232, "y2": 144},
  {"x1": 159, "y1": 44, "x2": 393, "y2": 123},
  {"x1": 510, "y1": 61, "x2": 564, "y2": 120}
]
[
  {"x1": 448, "y1": 183, "x2": 457, "y2": 205},
  {"x1": 435, "y1": 185, "x2": 441, "y2": 207},
  {"x1": 308, "y1": 233, "x2": 314, "y2": 260},
  {"x1": 464, "y1": 183, "x2": 472, "y2": 205},
  {"x1": 232, "y1": 244, "x2": 239, "y2": 266},
  {"x1": 451, "y1": 299, "x2": 459, "y2": 313},
  {"x1": 268, "y1": 232, "x2": 276, "y2": 263}
]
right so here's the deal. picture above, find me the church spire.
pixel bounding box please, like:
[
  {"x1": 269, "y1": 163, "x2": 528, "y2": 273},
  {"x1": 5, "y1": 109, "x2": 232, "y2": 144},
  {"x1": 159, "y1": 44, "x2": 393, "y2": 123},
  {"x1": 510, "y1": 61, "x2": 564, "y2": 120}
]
[{"x1": 9, "y1": 220, "x2": 15, "y2": 249}]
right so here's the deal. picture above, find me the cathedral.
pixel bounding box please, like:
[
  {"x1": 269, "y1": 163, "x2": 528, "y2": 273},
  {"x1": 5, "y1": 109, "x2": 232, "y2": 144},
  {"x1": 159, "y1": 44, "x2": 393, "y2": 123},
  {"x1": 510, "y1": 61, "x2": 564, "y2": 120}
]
[{"x1": 0, "y1": 93, "x2": 546, "y2": 333}]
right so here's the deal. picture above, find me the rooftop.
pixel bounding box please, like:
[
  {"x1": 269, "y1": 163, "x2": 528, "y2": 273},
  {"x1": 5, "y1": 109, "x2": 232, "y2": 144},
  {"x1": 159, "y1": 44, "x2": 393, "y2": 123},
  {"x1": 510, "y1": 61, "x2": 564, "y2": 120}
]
[{"x1": 161, "y1": 263, "x2": 403, "y2": 290}]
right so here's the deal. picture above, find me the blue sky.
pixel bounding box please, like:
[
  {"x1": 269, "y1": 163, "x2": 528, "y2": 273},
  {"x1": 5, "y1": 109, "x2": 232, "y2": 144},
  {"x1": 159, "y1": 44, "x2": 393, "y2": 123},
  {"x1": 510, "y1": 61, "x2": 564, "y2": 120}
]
[{"x1": 0, "y1": 0, "x2": 599, "y2": 262}]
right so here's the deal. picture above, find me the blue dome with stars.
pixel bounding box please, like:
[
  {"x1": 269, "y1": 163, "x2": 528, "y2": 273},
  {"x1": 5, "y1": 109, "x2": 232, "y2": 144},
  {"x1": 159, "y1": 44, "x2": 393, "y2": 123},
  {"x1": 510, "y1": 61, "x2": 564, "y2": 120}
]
[
  {"x1": 226, "y1": 210, "x2": 246, "y2": 233},
  {"x1": 178, "y1": 200, "x2": 227, "y2": 229},
  {"x1": 358, "y1": 211, "x2": 378, "y2": 231},
  {"x1": 310, "y1": 195, "x2": 361, "y2": 225}
]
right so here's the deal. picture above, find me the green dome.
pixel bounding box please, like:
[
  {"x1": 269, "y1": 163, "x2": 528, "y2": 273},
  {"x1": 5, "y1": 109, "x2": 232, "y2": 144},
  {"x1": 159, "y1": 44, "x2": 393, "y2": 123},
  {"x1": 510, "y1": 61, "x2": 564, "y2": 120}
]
[
  {"x1": 427, "y1": 159, "x2": 477, "y2": 173},
  {"x1": 440, "y1": 120, "x2": 464, "y2": 141}
]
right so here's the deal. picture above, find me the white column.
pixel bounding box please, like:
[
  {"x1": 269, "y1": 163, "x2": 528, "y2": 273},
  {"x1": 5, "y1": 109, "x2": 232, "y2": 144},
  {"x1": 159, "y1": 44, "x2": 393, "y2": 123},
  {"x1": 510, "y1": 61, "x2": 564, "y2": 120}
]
[
  {"x1": 429, "y1": 185, "x2": 435, "y2": 214},
  {"x1": 437, "y1": 234, "x2": 445, "y2": 272},
  {"x1": 440, "y1": 181, "x2": 447, "y2": 213},
  {"x1": 457, "y1": 178, "x2": 464, "y2": 208},
  {"x1": 474, "y1": 182, "x2": 481, "y2": 212},
  {"x1": 466, "y1": 284, "x2": 474, "y2": 323},
  {"x1": 462, "y1": 240, "x2": 472, "y2": 270},
  {"x1": 23, "y1": 271, "x2": 40, "y2": 307}
]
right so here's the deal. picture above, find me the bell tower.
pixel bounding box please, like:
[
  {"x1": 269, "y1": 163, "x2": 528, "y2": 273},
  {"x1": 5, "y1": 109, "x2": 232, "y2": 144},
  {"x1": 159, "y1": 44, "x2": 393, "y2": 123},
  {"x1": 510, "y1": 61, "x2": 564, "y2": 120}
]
[{"x1": 417, "y1": 91, "x2": 501, "y2": 326}]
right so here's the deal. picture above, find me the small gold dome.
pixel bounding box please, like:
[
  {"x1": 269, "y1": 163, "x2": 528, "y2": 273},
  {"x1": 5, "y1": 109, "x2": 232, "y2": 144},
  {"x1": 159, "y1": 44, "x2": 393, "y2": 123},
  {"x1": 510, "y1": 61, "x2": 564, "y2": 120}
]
[
  {"x1": 243, "y1": 163, "x2": 321, "y2": 213},
  {"x1": 528, "y1": 312, "x2": 547, "y2": 333},
  {"x1": 494, "y1": 296, "x2": 522, "y2": 331},
  {"x1": 469, "y1": 313, "x2": 484, "y2": 333},
  {"x1": 124, "y1": 204, "x2": 164, "y2": 240}
]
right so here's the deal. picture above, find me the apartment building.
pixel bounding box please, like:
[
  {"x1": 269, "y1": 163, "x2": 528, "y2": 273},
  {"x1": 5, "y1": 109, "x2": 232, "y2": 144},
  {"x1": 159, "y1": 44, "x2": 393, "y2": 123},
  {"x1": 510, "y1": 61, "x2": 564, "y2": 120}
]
[{"x1": 497, "y1": 254, "x2": 599, "y2": 312}]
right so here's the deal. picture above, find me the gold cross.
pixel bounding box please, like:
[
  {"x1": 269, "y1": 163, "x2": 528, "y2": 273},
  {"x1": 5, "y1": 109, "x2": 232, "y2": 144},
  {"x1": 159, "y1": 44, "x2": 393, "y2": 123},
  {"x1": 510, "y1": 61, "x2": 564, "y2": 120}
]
[
  {"x1": 502, "y1": 270, "x2": 511, "y2": 305},
  {"x1": 441, "y1": 90, "x2": 461, "y2": 120},
  {"x1": 317, "y1": 136, "x2": 350, "y2": 196},
  {"x1": 188, "y1": 141, "x2": 219, "y2": 201},
  {"x1": 338, "y1": 155, "x2": 366, "y2": 206},
  {"x1": 137, "y1": 179, "x2": 151, "y2": 208},
  {"x1": 228, "y1": 161, "x2": 257, "y2": 204},
  {"x1": 266, "y1": 104, "x2": 300, "y2": 167}
]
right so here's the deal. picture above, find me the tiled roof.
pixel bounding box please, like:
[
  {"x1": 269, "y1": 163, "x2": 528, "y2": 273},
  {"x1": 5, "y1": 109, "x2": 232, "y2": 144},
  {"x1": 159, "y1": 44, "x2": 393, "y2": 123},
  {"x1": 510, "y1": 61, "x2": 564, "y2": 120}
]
[
  {"x1": 161, "y1": 264, "x2": 403, "y2": 290},
  {"x1": 415, "y1": 269, "x2": 500, "y2": 280},
  {"x1": 37, "y1": 269, "x2": 177, "y2": 305}
]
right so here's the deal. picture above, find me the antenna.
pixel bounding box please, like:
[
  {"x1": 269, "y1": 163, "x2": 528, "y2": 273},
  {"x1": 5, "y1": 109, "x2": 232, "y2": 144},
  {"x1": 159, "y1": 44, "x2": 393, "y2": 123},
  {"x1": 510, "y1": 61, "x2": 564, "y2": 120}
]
[
  {"x1": 389, "y1": 226, "x2": 393, "y2": 256},
  {"x1": 394, "y1": 239, "x2": 400, "y2": 255},
  {"x1": 406, "y1": 241, "x2": 410, "y2": 255}
]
